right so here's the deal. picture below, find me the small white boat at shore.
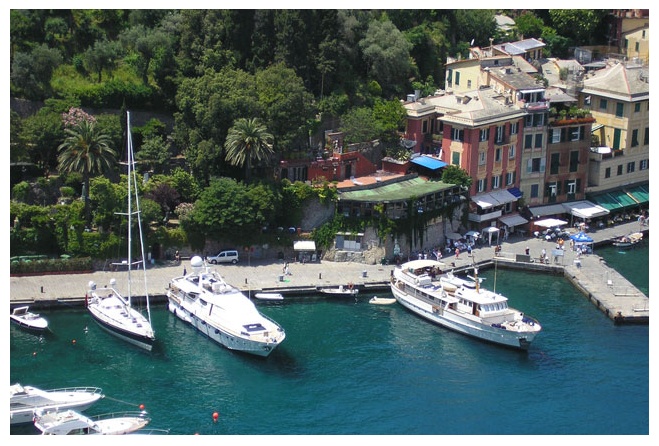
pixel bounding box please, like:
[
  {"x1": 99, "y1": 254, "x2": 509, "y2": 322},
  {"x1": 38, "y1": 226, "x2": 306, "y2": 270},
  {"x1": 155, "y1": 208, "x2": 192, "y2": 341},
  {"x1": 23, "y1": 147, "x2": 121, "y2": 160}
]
[
  {"x1": 10, "y1": 384, "x2": 104, "y2": 425},
  {"x1": 369, "y1": 296, "x2": 396, "y2": 305},
  {"x1": 33, "y1": 409, "x2": 150, "y2": 435},
  {"x1": 611, "y1": 232, "x2": 643, "y2": 249},
  {"x1": 10, "y1": 306, "x2": 48, "y2": 333},
  {"x1": 318, "y1": 284, "x2": 358, "y2": 296},
  {"x1": 254, "y1": 292, "x2": 284, "y2": 301}
]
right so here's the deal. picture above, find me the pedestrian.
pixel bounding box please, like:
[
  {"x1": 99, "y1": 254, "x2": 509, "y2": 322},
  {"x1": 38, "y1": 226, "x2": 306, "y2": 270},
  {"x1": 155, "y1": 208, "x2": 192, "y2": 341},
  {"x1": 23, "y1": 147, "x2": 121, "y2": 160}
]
[
  {"x1": 455, "y1": 248, "x2": 460, "y2": 259},
  {"x1": 467, "y1": 245, "x2": 472, "y2": 256},
  {"x1": 183, "y1": 267, "x2": 187, "y2": 276},
  {"x1": 525, "y1": 246, "x2": 530, "y2": 256},
  {"x1": 175, "y1": 250, "x2": 180, "y2": 262}
]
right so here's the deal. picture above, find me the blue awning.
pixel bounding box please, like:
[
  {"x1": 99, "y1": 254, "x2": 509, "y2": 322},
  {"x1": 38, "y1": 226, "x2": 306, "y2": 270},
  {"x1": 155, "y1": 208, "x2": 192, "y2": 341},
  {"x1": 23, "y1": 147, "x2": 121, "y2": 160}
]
[
  {"x1": 507, "y1": 187, "x2": 523, "y2": 198},
  {"x1": 411, "y1": 155, "x2": 448, "y2": 170}
]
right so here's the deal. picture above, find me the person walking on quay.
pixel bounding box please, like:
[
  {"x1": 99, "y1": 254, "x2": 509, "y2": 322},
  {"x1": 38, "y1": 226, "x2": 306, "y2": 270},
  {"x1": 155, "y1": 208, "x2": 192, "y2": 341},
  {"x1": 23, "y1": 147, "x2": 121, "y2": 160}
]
[
  {"x1": 525, "y1": 246, "x2": 530, "y2": 256},
  {"x1": 455, "y1": 248, "x2": 460, "y2": 259}
]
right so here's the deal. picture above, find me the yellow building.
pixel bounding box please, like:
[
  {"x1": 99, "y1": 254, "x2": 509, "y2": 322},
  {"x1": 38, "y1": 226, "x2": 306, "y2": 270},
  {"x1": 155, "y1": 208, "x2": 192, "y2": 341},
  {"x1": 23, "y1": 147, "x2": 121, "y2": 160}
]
[{"x1": 579, "y1": 61, "x2": 649, "y2": 194}]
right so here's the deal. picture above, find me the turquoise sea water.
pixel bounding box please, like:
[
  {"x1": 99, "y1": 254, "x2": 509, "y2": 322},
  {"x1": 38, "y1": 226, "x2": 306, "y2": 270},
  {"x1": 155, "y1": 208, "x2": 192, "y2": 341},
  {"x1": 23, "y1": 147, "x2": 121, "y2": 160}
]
[{"x1": 9, "y1": 245, "x2": 649, "y2": 436}]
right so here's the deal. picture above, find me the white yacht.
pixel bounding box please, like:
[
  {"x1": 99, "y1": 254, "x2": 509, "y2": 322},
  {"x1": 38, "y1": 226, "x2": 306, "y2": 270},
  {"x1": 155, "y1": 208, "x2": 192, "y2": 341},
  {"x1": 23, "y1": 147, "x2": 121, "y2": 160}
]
[
  {"x1": 391, "y1": 259, "x2": 541, "y2": 350},
  {"x1": 86, "y1": 111, "x2": 155, "y2": 351},
  {"x1": 10, "y1": 383, "x2": 104, "y2": 425},
  {"x1": 167, "y1": 256, "x2": 286, "y2": 357},
  {"x1": 33, "y1": 409, "x2": 150, "y2": 435}
]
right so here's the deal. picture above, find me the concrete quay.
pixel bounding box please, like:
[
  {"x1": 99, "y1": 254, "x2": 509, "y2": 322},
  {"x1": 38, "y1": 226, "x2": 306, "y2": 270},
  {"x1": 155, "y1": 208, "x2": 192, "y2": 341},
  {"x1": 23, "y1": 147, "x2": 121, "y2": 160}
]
[{"x1": 10, "y1": 221, "x2": 649, "y2": 324}]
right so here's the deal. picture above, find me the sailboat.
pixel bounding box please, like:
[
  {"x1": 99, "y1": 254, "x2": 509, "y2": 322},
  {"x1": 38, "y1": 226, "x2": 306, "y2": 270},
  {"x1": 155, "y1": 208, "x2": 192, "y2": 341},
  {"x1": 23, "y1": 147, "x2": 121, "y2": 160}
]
[{"x1": 86, "y1": 111, "x2": 155, "y2": 351}]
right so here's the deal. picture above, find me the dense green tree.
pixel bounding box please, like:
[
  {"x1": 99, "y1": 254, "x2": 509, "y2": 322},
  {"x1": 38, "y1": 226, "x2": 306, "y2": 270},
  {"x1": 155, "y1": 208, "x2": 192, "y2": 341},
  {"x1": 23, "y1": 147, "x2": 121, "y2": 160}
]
[
  {"x1": 372, "y1": 99, "x2": 407, "y2": 143},
  {"x1": 17, "y1": 109, "x2": 66, "y2": 173},
  {"x1": 548, "y1": 9, "x2": 609, "y2": 45},
  {"x1": 514, "y1": 11, "x2": 545, "y2": 40},
  {"x1": 190, "y1": 177, "x2": 279, "y2": 244},
  {"x1": 83, "y1": 38, "x2": 123, "y2": 82},
  {"x1": 58, "y1": 119, "x2": 117, "y2": 227},
  {"x1": 255, "y1": 63, "x2": 316, "y2": 151},
  {"x1": 135, "y1": 135, "x2": 171, "y2": 175},
  {"x1": 339, "y1": 107, "x2": 381, "y2": 144},
  {"x1": 11, "y1": 44, "x2": 63, "y2": 99},
  {"x1": 174, "y1": 67, "x2": 261, "y2": 181},
  {"x1": 169, "y1": 168, "x2": 202, "y2": 203},
  {"x1": 359, "y1": 20, "x2": 413, "y2": 97},
  {"x1": 224, "y1": 118, "x2": 274, "y2": 182},
  {"x1": 441, "y1": 164, "x2": 472, "y2": 188}
]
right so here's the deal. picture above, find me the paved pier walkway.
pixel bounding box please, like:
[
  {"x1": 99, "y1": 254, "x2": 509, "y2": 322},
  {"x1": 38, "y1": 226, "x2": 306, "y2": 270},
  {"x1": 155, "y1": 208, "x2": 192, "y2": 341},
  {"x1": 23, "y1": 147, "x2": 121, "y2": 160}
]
[{"x1": 10, "y1": 221, "x2": 649, "y2": 324}]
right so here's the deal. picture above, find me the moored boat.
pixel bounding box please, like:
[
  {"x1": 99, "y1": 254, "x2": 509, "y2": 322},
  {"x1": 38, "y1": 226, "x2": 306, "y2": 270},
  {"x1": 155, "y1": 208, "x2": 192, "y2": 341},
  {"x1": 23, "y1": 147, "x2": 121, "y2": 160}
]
[
  {"x1": 254, "y1": 292, "x2": 284, "y2": 301},
  {"x1": 318, "y1": 284, "x2": 358, "y2": 296},
  {"x1": 33, "y1": 409, "x2": 150, "y2": 435},
  {"x1": 369, "y1": 296, "x2": 396, "y2": 305},
  {"x1": 10, "y1": 306, "x2": 48, "y2": 333},
  {"x1": 390, "y1": 259, "x2": 541, "y2": 350},
  {"x1": 10, "y1": 384, "x2": 104, "y2": 425},
  {"x1": 85, "y1": 111, "x2": 155, "y2": 351},
  {"x1": 167, "y1": 256, "x2": 286, "y2": 357},
  {"x1": 611, "y1": 232, "x2": 643, "y2": 249}
]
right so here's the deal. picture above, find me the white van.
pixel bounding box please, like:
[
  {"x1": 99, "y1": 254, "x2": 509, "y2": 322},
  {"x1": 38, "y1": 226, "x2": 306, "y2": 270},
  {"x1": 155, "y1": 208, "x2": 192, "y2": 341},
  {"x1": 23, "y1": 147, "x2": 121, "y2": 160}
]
[{"x1": 207, "y1": 250, "x2": 239, "y2": 264}]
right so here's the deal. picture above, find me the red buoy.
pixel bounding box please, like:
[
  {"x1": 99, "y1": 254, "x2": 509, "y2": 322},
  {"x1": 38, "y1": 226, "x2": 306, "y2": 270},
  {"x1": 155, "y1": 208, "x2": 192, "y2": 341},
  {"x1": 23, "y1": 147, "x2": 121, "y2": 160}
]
[
  {"x1": 212, "y1": 412, "x2": 219, "y2": 422},
  {"x1": 139, "y1": 404, "x2": 145, "y2": 410}
]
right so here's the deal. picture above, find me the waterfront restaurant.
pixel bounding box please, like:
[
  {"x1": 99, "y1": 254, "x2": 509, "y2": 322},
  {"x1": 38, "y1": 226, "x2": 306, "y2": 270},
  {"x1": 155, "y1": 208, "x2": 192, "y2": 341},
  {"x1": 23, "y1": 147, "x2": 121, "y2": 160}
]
[{"x1": 335, "y1": 174, "x2": 464, "y2": 220}]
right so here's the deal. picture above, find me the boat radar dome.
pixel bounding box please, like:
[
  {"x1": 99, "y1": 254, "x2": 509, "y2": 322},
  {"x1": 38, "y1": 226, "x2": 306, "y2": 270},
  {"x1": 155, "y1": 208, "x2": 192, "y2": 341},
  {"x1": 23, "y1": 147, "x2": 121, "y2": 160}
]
[
  {"x1": 110, "y1": 278, "x2": 117, "y2": 286},
  {"x1": 190, "y1": 256, "x2": 204, "y2": 268}
]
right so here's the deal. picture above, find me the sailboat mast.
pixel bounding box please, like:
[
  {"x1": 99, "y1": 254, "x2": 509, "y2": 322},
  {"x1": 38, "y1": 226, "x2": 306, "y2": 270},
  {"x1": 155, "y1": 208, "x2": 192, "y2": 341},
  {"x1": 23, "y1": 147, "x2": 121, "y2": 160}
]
[
  {"x1": 126, "y1": 112, "x2": 133, "y2": 307},
  {"x1": 128, "y1": 112, "x2": 152, "y2": 324},
  {"x1": 126, "y1": 112, "x2": 151, "y2": 322}
]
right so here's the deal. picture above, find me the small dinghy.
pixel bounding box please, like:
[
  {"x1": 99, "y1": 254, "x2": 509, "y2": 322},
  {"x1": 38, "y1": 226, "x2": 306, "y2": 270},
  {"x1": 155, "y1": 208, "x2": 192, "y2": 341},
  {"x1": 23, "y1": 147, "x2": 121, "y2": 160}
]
[
  {"x1": 254, "y1": 292, "x2": 284, "y2": 301},
  {"x1": 10, "y1": 306, "x2": 48, "y2": 333},
  {"x1": 369, "y1": 296, "x2": 396, "y2": 305}
]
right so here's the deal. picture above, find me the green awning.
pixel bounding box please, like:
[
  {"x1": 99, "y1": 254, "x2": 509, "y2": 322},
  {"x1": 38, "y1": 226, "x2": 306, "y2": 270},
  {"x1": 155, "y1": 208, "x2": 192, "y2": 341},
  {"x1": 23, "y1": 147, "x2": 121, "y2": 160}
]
[
  {"x1": 625, "y1": 184, "x2": 649, "y2": 205},
  {"x1": 589, "y1": 192, "x2": 625, "y2": 211}
]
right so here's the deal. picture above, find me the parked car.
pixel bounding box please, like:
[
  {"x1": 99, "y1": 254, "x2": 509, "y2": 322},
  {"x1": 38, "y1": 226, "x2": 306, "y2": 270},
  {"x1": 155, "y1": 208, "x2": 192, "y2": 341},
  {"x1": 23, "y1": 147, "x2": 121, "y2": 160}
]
[{"x1": 206, "y1": 250, "x2": 239, "y2": 264}]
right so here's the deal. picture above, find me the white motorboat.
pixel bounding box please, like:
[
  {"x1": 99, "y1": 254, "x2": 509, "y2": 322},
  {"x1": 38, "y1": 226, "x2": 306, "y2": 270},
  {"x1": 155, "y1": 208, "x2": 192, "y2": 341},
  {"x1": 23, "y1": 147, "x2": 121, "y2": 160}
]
[
  {"x1": 318, "y1": 284, "x2": 358, "y2": 296},
  {"x1": 10, "y1": 383, "x2": 104, "y2": 425},
  {"x1": 369, "y1": 296, "x2": 396, "y2": 305},
  {"x1": 167, "y1": 256, "x2": 286, "y2": 357},
  {"x1": 254, "y1": 292, "x2": 284, "y2": 301},
  {"x1": 86, "y1": 111, "x2": 155, "y2": 351},
  {"x1": 390, "y1": 259, "x2": 541, "y2": 350},
  {"x1": 10, "y1": 306, "x2": 48, "y2": 333},
  {"x1": 611, "y1": 232, "x2": 643, "y2": 249},
  {"x1": 33, "y1": 409, "x2": 150, "y2": 435}
]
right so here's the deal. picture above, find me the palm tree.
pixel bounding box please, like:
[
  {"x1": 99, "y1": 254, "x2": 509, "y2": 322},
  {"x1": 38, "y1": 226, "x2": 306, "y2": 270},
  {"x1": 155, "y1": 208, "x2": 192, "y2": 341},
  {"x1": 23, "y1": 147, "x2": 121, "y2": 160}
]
[
  {"x1": 224, "y1": 118, "x2": 274, "y2": 182},
  {"x1": 57, "y1": 120, "x2": 116, "y2": 227}
]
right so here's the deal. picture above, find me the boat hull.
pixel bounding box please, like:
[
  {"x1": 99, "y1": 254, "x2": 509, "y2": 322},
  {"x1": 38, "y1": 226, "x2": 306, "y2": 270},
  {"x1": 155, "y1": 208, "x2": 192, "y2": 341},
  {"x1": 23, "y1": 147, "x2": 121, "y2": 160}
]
[
  {"x1": 10, "y1": 317, "x2": 48, "y2": 333},
  {"x1": 391, "y1": 285, "x2": 538, "y2": 350},
  {"x1": 10, "y1": 385, "x2": 104, "y2": 425},
  {"x1": 167, "y1": 297, "x2": 282, "y2": 357},
  {"x1": 87, "y1": 296, "x2": 154, "y2": 351}
]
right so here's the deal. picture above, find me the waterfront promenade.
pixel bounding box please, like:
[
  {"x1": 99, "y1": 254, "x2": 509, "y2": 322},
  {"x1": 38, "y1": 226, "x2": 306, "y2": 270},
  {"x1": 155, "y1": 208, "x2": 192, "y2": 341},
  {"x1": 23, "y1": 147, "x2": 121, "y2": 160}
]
[{"x1": 10, "y1": 220, "x2": 649, "y2": 324}]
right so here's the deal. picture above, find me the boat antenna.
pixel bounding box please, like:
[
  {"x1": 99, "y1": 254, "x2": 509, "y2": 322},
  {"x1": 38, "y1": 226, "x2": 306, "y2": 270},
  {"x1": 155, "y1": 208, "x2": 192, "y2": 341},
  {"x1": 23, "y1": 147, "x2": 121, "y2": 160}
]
[{"x1": 493, "y1": 253, "x2": 497, "y2": 293}]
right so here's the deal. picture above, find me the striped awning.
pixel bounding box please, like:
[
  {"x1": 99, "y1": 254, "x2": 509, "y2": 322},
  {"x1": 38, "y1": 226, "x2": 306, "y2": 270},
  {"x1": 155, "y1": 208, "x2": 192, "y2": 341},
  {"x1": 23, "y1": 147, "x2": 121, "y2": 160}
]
[
  {"x1": 588, "y1": 189, "x2": 638, "y2": 211},
  {"x1": 625, "y1": 184, "x2": 649, "y2": 205}
]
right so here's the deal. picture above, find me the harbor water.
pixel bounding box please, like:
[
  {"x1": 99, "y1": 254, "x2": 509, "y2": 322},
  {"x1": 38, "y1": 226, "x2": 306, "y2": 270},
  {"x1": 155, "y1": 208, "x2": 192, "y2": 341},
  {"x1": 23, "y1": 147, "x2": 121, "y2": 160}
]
[{"x1": 9, "y1": 244, "x2": 649, "y2": 436}]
